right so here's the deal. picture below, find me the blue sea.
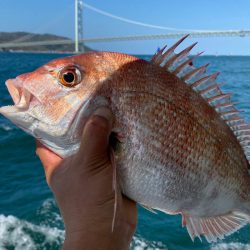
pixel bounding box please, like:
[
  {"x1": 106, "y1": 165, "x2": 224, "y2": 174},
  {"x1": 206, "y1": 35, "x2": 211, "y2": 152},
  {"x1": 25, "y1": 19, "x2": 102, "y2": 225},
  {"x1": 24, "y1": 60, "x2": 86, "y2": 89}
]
[{"x1": 0, "y1": 52, "x2": 249, "y2": 250}]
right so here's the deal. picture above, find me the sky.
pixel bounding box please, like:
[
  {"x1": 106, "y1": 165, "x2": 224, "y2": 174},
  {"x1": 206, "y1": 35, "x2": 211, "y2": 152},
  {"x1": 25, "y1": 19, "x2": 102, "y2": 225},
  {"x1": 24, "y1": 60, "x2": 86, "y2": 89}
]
[{"x1": 0, "y1": 0, "x2": 250, "y2": 55}]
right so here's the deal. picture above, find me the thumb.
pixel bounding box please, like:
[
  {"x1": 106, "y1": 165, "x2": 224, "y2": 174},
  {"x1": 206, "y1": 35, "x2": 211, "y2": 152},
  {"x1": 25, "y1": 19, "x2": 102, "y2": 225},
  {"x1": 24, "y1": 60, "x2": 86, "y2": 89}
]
[{"x1": 77, "y1": 107, "x2": 113, "y2": 162}]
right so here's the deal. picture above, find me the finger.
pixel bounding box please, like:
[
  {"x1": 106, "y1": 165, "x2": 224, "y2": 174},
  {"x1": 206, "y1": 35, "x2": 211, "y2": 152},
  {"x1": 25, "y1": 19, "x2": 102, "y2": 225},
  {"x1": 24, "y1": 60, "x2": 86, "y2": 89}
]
[
  {"x1": 78, "y1": 107, "x2": 113, "y2": 161},
  {"x1": 36, "y1": 140, "x2": 63, "y2": 174}
]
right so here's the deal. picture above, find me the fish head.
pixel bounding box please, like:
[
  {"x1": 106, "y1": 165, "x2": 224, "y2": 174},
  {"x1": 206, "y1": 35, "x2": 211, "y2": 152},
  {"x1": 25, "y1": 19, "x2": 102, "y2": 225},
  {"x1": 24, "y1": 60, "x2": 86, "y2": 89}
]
[{"x1": 0, "y1": 52, "x2": 136, "y2": 157}]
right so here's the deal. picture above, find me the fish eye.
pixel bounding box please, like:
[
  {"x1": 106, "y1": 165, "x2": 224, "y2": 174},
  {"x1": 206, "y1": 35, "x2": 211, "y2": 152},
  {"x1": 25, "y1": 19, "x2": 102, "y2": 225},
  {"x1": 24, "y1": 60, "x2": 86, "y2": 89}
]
[
  {"x1": 63, "y1": 72, "x2": 75, "y2": 83},
  {"x1": 58, "y1": 66, "x2": 82, "y2": 87}
]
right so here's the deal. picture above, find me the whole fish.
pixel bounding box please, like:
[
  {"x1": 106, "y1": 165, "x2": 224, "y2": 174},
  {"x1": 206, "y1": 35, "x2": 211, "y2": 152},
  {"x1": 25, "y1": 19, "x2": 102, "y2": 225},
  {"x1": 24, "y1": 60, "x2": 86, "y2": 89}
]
[{"x1": 0, "y1": 35, "x2": 249, "y2": 242}]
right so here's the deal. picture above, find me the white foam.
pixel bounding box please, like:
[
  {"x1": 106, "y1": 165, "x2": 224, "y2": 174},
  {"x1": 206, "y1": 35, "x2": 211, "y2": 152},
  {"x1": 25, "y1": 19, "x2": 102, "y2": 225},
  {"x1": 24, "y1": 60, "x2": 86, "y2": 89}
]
[
  {"x1": 131, "y1": 235, "x2": 167, "y2": 250},
  {"x1": 0, "y1": 213, "x2": 167, "y2": 249},
  {"x1": 211, "y1": 242, "x2": 250, "y2": 250},
  {"x1": 0, "y1": 124, "x2": 14, "y2": 131},
  {"x1": 0, "y1": 214, "x2": 64, "y2": 250},
  {"x1": 38, "y1": 198, "x2": 63, "y2": 227},
  {"x1": 0, "y1": 199, "x2": 166, "y2": 249}
]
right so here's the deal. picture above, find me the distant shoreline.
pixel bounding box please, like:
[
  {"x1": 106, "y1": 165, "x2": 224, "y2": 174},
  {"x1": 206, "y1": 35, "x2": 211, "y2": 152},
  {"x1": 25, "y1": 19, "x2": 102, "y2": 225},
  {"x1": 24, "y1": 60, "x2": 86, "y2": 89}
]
[
  {"x1": 0, "y1": 31, "x2": 92, "y2": 53},
  {"x1": 0, "y1": 50, "x2": 75, "y2": 54},
  {"x1": 1, "y1": 51, "x2": 249, "y2": 57}
]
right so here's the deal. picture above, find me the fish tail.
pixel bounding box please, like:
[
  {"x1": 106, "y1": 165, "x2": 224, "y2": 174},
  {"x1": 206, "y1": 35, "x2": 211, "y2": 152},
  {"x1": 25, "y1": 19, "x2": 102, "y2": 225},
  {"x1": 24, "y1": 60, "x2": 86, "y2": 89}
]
[{"x1": 182, "y1": 211, "x2": 250, "y2": 243}]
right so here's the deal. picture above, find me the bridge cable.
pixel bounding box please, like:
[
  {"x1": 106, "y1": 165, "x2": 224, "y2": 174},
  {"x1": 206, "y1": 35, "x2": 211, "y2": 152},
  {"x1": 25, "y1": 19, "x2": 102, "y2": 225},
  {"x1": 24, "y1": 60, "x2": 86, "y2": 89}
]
[{"x1": 83, "y1": 3, "x2": 218, "y2": 33}]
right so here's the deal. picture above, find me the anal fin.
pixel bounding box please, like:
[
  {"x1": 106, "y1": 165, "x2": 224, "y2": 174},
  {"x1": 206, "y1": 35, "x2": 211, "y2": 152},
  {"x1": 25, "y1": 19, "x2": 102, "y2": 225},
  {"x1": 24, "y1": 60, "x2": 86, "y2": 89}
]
[{"x1": 183, "y1": 211, "x2": 250, "y2": 243}]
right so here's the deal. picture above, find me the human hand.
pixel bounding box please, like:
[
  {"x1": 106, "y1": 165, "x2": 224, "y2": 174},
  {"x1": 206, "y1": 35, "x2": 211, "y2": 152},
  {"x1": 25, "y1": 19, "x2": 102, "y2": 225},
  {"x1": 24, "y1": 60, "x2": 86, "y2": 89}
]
[{"x1": 36, "y1": 107, "x2": 137, "y2": 250}]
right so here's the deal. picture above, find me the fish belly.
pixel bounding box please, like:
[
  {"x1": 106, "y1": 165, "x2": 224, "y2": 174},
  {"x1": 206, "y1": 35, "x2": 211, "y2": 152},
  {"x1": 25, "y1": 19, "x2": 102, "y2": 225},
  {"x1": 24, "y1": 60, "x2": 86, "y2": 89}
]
[{"x1": 117, "y1": 155, "x2": 238, "y2": 217}]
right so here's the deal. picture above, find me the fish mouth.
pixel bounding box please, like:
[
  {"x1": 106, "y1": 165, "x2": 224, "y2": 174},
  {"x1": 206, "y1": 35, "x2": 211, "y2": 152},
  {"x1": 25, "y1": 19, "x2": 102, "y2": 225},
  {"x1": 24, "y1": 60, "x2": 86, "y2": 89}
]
[{"x1": 5, "y1": 79, "x2": 36, "y2": 110}]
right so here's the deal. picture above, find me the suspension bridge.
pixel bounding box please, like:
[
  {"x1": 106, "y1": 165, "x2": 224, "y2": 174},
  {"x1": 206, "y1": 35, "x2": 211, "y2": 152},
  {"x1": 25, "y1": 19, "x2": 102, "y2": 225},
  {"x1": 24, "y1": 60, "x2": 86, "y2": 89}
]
[{"x1": 1, "y1": 1, "x2": 250, "y2": 53}]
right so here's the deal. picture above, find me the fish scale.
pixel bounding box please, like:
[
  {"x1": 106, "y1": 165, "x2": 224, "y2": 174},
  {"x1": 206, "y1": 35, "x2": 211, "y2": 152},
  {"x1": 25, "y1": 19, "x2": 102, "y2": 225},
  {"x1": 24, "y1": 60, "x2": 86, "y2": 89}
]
[
  {"x1": 0, "y1": 36, "x2": 249, "y2": 242},
  {"x1": 111, "y1": 76, "x2": 242, "y2": 207}
]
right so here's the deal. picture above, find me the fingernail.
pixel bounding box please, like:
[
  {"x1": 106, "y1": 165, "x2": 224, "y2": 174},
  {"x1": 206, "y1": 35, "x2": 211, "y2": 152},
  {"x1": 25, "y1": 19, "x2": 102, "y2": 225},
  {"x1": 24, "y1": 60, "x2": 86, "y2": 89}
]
[{"x1": 93, "y1": 107, "x2": 113, "y2": 124}]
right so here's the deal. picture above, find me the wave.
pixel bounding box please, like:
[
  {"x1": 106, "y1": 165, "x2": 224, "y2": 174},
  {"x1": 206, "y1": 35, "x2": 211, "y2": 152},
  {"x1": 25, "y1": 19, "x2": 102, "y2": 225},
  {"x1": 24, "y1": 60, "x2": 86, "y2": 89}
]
[
  {"x1": 132, "y1": 236, "x2": 167, "y2": 249},
  {"x1": 0, "y1": 214, "x2": 64, "y2": 250},
  {"x1": 0, "y1": 123, "x2": 15, "y2": 132},
  {"x1": 211, "y1": 242, "x2": 250, "y2": 250},
  {"x1": 38, "y1": 199, "x2": 167, "y2": 249},
  {"x1": 36, "y1": 199, "x2": 64, "y2": 228},
  {"x1": 0, "y1": 198, "x2": 167, "y2": 250},
  {"x1": 0, "y1": 213, "x2": 167, "y2": 250}
]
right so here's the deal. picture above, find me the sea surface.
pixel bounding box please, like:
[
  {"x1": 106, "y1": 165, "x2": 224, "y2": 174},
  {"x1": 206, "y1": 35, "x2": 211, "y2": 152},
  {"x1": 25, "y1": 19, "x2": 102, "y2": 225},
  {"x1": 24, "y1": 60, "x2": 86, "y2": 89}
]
[{"x1": 0, "y1": 52, "x2": 250, "y2": 250}]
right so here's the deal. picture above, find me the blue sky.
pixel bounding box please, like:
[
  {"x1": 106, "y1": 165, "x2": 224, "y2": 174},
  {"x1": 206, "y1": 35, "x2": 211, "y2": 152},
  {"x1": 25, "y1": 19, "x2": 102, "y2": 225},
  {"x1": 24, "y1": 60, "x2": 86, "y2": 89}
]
[{"x1": 0, "y1": 0, "x2": 250, "y2": 55}]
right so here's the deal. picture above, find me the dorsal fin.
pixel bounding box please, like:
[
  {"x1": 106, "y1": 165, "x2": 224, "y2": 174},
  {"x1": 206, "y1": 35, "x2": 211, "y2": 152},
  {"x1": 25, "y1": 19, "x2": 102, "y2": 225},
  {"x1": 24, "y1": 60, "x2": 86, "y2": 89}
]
[
  {"x1": 151, "y1": 34, "x2": 189, "y2": 67},
  {"x1": 151, "y1": 36, "x2": 250, "y2": 166}
]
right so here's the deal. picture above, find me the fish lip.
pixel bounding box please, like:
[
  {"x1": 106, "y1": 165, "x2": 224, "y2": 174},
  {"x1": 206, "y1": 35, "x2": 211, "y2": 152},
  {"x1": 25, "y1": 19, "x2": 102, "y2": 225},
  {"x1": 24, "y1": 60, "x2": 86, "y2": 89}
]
[
  {"x1": 6, "y1": 79, "x2": 21, "y2": 106},
  {"x1": 5, "y1": 79, "x2": 33, "y2": 110}
]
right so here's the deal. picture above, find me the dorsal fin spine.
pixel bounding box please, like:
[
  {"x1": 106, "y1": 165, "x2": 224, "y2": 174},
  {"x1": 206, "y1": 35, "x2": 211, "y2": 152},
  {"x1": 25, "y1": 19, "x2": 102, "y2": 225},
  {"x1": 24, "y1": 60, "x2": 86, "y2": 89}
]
[
  {"x1": 220, "y1": 110, "x2": 241, "y2": 116},
  {"x1": 237, "y1": 135, "x2": 250, "y2": 141},
  {"x1": 173, "y1": 52, "x2": 203, "y2": 75},
  {"x1": 225, "y1": 116, "x2": 243, "y2": 122},
  {"x1": 182, "y1": 64, "x2": 209, "y2": 82},
  {"x1": 234, "y1": 125, "x2": 250, "y2": 131},
  {"x1": 190, "y1": 72, "x2": 220, "y2": 88},
  {"x1": 165, "y1": 42, "x2": 198, "y2": 69},
  {"x1": 215, "y1": 102, "x2": 237, "y2": 109},
  {"x1": 199, "y1": 84, "x2": 220, "y2": 95},
  {"x1": 151, "y1": 35, "x2": 190, "y2": 67},
  {"x1": 207, "y1": 93, "x2": 232, "y2": 103},
  {"x1": 151, "y1": 45, "x2": 167, "y2": 64},
  {"x1": 240, "y1": 140, "x2": 250, "y2": 146},
  {"x1": 164, "y1": 34, "x2": 189, "y2": 57}
]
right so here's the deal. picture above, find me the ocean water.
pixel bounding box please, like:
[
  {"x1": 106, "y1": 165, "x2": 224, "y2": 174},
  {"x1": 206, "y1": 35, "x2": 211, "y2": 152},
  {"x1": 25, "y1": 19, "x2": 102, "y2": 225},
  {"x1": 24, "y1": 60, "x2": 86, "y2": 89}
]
[{"x1": 0, "y1": 52, "x2": 250, "y2": 250}]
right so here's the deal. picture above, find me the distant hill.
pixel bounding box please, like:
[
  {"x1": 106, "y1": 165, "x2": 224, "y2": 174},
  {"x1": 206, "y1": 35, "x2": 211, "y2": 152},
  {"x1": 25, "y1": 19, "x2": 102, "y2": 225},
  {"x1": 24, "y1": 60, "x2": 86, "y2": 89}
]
[{"x1": 0, "y1": 32, "x2": 92, "y2": 52}]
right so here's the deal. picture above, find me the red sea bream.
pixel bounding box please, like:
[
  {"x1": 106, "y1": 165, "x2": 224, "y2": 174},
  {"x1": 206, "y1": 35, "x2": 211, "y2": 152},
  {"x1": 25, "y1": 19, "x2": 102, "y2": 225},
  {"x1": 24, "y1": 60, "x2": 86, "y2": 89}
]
[{"x1": 0, "y1": 36, "x2": 249, "y2": 242}]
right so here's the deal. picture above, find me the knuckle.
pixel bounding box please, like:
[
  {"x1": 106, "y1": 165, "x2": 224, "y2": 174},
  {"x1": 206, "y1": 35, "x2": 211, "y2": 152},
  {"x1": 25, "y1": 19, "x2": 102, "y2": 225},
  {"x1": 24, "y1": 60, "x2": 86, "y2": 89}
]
[{"x1": 86, "y1": 116, "x2": 110, "y2": 134}]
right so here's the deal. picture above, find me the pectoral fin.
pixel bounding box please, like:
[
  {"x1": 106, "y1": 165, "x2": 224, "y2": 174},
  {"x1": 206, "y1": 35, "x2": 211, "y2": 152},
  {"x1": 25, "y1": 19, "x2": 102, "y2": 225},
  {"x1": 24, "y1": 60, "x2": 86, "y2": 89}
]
[{"x1": 182, "y1": 211, "x2": 250, "y2": 243}]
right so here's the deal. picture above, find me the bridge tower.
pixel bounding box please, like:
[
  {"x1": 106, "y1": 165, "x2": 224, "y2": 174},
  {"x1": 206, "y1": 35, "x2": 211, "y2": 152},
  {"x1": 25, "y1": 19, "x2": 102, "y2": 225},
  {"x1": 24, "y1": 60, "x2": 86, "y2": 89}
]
[{"x1": 75, "y1": 0, "x2": 84, "y2": 53}]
